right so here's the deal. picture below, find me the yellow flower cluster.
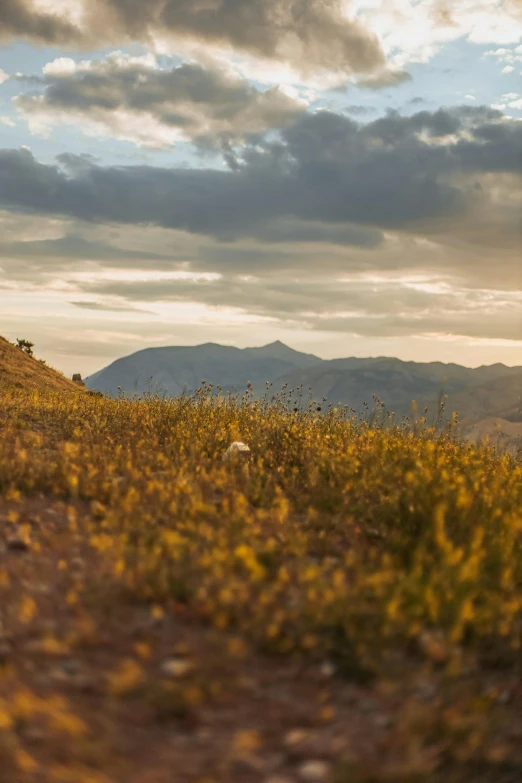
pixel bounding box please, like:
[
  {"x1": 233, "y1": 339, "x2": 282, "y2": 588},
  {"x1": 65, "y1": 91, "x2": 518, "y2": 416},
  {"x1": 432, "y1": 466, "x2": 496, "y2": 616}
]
[{"x1": 1, "y1": 385, "x2": 520, "y2": 678}]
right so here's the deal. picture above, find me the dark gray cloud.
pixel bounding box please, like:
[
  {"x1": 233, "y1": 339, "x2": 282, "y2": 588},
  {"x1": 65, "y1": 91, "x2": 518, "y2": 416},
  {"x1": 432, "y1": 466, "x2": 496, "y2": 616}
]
[
  {"x1": 2, "y1": 0, "x2": 385, "y2": 79},
  {"x1": 344, "y1": 105, "x2": 374, "y2": 115},
  {"x1": 99, "y1": 0, "x2": 385, "y2": 77},
  {"x1": 74, "y1": 274, "x2": 522, "y2": 341},
  {"x1": 14, "y1": 55, "x2": 305, "y2": 147},
  {"x1": 0, "y1": 233, "x2": 173, "y2": 262},
  {"x1": 0, "y1": 0, "x2": 79, "y2": 45},
  {"x1": 0, "y1": 106, "x2": 520, "y2": 247}
]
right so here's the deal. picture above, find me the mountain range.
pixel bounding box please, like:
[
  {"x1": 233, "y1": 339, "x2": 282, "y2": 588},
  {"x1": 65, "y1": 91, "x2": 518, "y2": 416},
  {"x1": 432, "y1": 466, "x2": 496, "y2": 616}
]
[{"x1": 86, "y1": 342, "x2": 522, "y2": 438}]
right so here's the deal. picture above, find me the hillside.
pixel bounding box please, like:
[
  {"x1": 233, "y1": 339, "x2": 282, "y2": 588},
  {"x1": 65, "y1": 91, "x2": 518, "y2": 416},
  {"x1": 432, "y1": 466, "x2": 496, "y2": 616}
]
[
  {"x1": 461, "y1": 416, "x2": 522, "y2": 455},
  {"x1": 0, "y1": 386, "x2": 521, "y2": 782},
  {"x1": 0, "y1": 335, "x2": 81, "y2": 392},
  {"x1": 443, "y1": 373, "x2": 522, "y2": 423},
  {"x1": 86, "y1": 341, "x2": 522, "y2": 425}
]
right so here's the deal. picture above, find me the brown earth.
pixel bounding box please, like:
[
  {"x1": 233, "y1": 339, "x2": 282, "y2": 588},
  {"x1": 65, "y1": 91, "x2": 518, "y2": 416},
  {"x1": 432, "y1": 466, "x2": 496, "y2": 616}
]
[
  {"x1": 0, "y1": 336, "x2": 81, "y2": 394},
  {"x1": 2, "y1": 497, "x2": 522, "y2": 783}
]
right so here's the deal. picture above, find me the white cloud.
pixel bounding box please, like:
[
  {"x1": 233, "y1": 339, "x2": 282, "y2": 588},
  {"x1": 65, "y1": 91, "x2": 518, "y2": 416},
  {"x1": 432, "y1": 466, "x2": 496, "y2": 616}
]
[
  {"x1": 352, "y1": 0, "x2": 522, "y2": 70},
  {"x1": 0, "y1": 116, "x2": 15, "y2": 127},
  {"x1": 0, "y1": 69, "x2": 9, "y2": 85},
  {"x1": 502, "y1": 65, "x2": 515, "y2": 73},
  {"x1": 42, "y1": 57, "x2": 78, "y2": 76}
]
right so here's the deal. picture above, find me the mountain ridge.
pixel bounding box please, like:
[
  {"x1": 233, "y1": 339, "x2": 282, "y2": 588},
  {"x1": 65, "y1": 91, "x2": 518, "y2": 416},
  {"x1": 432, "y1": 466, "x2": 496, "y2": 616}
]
[{"x1": 86, "y1": 341, "x2": 522, "y2": 429}]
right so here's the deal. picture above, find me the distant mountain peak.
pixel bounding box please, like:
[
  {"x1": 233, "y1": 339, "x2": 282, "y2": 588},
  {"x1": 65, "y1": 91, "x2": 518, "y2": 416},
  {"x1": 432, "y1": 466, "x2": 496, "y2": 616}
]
[{"x1": 244, "y1": 340, "x2": 322, "y2": 367}]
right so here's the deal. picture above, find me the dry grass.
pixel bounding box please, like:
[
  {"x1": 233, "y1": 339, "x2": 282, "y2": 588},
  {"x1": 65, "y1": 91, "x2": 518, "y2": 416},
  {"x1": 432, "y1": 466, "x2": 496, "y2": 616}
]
[
  {"x1": 0, "y1": 382, "x2": 521, "y2": 782},
  {"x1": 0, "y1": 336, "x2": 81, "y2": 394}
]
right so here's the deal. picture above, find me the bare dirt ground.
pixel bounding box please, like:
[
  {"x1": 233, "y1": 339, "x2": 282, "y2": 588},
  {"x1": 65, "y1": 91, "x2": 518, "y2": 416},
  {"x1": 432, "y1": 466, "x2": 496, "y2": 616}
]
[{"x1": 2, "y1": 498, "x2": 522, "y2": 783}]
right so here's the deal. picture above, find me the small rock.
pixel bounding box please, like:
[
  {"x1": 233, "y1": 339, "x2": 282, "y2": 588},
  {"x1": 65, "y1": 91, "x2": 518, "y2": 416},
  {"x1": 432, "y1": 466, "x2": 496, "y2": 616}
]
[
  {"x1": 6, "y1": 537, "x2": 29, "y2": 552},
  {"x1": 223, "y1": 442, "x2": 251, "y2": 461},
  {"x1": 29, "y1": 583, "x2": 51, "y2": 595},
  {"x1": 23, "y1": 726, "x2": 47, "y2": 744},
  {"x1": 70, "y1": 557, "x2": 85, "y2": 574},
  {"x1": 418, "y1": 630, "x2": 449, "y2": 664},
  {"x1": 374, "y1": 714, "x2": 393, "y2": 729},
  {"x1": 416, "y1": 681, "x2": 438, "y2": 701},
  {"x1": 265, "y1": 777, "x2": 295, "y2": 783},
  {"x1": 319, "y1": 661, "x2": 335, "y2": 678},
  {"x1": 298, "y1": 760, "x2": 331, "y2": 782},
  {"x1": 232, "y1": 755, "x2": 267, "y2": 773},
  {"x1": 498, "y1": 689, "x2": 511, "y2": 704},
  {"x1": 0, "y1": 640, "x2": 12, "y2": 663},
  {"x1": 61, "y1": 658, "x2": 83, "y2": 675},
  {"x1": 160, "y1": 658, "x2": 194, "y2": 678},
  {"x1": 284, "y1": 730, "x2": 310, "y2": 748}
]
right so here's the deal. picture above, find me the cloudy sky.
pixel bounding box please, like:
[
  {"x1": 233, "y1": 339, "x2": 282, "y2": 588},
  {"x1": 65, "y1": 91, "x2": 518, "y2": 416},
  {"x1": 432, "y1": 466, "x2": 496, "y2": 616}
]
[{"x1": 1, "y1": 0, "x2": 521, "y2": 375}]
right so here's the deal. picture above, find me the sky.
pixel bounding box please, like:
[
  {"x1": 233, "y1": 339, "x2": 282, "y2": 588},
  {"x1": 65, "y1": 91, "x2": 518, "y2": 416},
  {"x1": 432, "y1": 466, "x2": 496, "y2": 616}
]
[{"x1": 0, "y1": 0, "x2": 521, "y2": 376}]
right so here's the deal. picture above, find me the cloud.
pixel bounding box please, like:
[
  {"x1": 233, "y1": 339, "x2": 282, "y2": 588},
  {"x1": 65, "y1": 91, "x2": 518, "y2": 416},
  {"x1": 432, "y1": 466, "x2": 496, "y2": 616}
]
[
  {"x1": 2, "y1": 0, "x2": 386, "y2": 81},
  {"x1": 14, "y1": 52, "x2": 306, "y2": 148},
  {"x1": 0, "y1": 203, "x2": 519, "y2": 349},
  {"x1": 359, "y1": 0, "x2": 522, "y2": 71},
  {"x1": 74, "y1": 272, "x2": 522, "y2": 342},
  {"x1": 0, "y1": 106, "x2": 520, "y2": 251},
  {"x1": 356, "y1": 69, "x2": 412, "y2": 90},
  {"x1": 0, "y1": 0, "x2": 80, "y2": 44},
  {"x1": 4, "y1": 0, "x2": 522, "y2": 89},
  {"x1": 70, "y1": 300, "x2": 154, "y2": 313},
  {"x1": 344, "y1": 105, "x2": 374, "y2": 115},
  {"x1": 0, "y1": 233, "x2": 173, "y2": 262}
]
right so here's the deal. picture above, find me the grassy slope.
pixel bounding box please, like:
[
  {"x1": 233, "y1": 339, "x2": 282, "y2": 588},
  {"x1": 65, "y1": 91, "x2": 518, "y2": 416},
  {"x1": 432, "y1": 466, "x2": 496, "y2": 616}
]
[
  {"x1": 0, "y1": 384, "x2": 521, "y2": 782},
  {"x1": 0, "y1": 335, "x2": 81, "y2": 393}
]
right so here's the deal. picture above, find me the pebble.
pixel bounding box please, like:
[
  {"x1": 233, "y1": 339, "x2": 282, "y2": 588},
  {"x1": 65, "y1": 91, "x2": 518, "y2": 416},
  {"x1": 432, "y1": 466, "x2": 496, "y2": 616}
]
[
  {"x1": 374, "y1": 714, "x2": 393, "y2": 729},
  {"x1": 265, "y1": 777, "x2": 295, "y2": 783},
  {"x1": 160, "y1": 658, "x2": 194, "y2": 678},
  {"x1": 418, "y1": 630, "x2": 449, "y2": 663},
  {"x1": 6, "y1": 537, "x2": 29, "y2": 552},
  {"x1": 319, "y1": 661, "x2": 335, "y2": 678},
  {"x1": 298, "y1": 760, "x2": 331, "y2": 782},
  {"x1": 0, "y1": 640, "x2": 12, "y2": 663},
  {"x1": 223, "y1": 442, "x2": 251, "y2": 461},
  {"x1": 416, "y1": 681, "x2": 438, "y2": 701},
  {"x1": 70, "y1": 557, "x2": 85, "y2": 575},
  {"x1": 61, "y1": 658, "x2": 83, "y2": 675},
  {"x1": 284, "y1": 729, "x2": 309, "y2": 748}
]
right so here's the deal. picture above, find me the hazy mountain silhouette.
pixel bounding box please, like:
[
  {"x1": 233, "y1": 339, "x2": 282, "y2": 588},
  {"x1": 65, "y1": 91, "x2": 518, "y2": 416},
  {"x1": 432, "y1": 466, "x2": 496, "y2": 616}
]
[{"x1": 86, "y1": 341, "x2": 522, "y2": 427}]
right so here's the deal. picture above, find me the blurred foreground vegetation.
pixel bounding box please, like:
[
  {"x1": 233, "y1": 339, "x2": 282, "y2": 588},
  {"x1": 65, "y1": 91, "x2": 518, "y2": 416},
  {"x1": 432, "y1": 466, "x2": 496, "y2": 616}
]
[{"x1": 0, "y1": 385, "x2": 521, "y2": 782}]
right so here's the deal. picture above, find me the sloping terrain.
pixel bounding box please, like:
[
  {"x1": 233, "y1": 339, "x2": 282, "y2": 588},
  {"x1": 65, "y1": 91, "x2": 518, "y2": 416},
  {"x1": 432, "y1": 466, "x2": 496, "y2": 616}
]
[
  {"x1": 442, "y1": 373, "x2": 522, "y2": 423},
  {"x1": 460, "y1": 417, "x2": 522, "y2": 456},
  {"x1": 0, "y1": 335, "x2": 81, "y2": 393}
]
